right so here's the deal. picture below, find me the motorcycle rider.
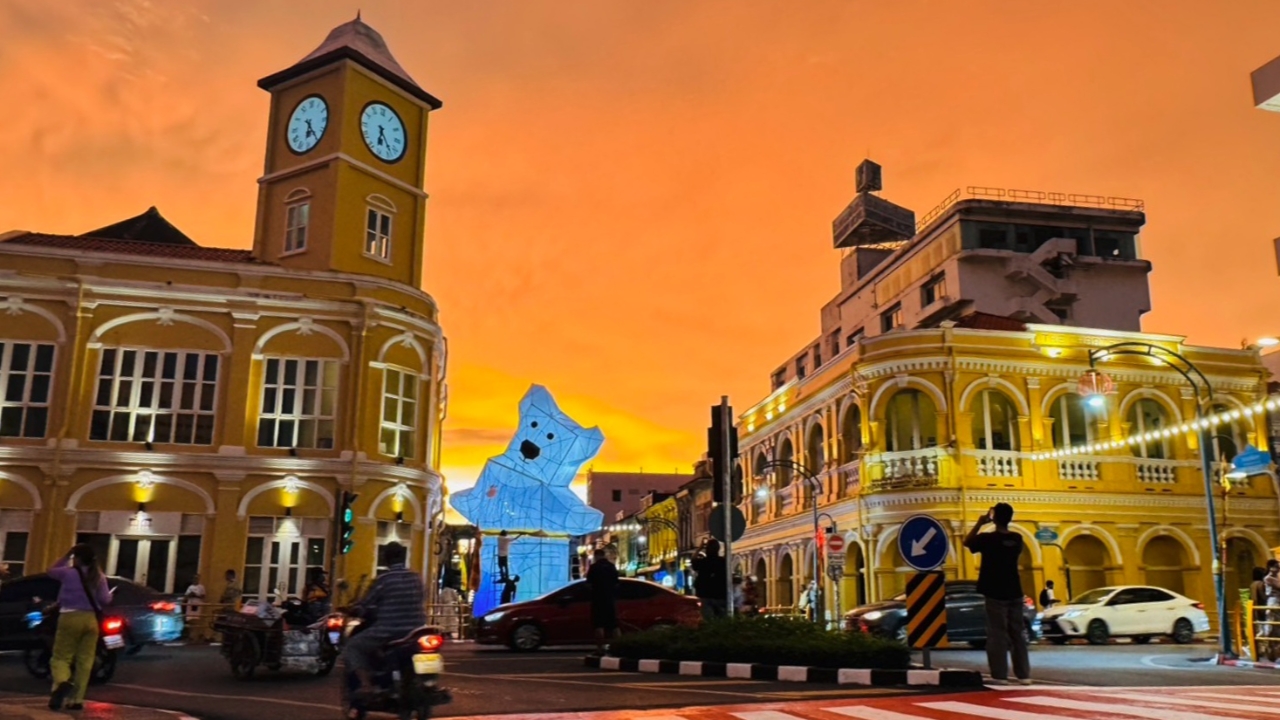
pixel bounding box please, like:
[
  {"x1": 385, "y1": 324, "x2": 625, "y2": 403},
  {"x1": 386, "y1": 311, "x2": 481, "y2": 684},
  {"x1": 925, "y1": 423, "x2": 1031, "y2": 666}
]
[{"x1": 343, "y1": 542, "x2": 425, "y2": 709}]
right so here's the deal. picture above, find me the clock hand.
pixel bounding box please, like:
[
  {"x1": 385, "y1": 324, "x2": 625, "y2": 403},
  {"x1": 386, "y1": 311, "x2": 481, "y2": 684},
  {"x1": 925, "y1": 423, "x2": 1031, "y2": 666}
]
[
  {"x1": 305, "y1": 119, "x2": 316, "y2": 139},
  {"x1": 377, "y1": 126, "x2": 387, "y2": 146}
]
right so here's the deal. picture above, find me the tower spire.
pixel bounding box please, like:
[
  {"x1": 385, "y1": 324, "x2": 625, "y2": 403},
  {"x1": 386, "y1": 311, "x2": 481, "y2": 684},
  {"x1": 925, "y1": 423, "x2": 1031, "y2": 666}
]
[{"x1": 356, "y1": 9, "x2": 361, "y2": 21}]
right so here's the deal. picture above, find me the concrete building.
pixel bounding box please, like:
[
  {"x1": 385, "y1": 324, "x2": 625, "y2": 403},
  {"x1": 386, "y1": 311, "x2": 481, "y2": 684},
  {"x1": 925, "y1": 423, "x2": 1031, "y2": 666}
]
[
  {"x1": 734, "y1": 163, "x2": 1278, "y2": 628},
  {"x1": 0, "y1": 17, "x2": 448, "y2": 599},
  {"x1": 771, "y1": 161, "x2": 1150, "y2": 392},
  {"x1": 584, "y1": 470, "x2": 692, "y2": 524}
]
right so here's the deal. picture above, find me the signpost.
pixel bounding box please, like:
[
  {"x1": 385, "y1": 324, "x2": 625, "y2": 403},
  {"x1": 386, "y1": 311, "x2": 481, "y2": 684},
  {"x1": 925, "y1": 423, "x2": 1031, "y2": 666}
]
[
  {"x1": 898, "y1": 515, "x2": 950, "y2": 668},
  {"x1": 1034, "y1": 527, "x2": 1059, "y2": 544},
  {"x1": 825, "y1": 533, "x2": 846, "y2": 617}
]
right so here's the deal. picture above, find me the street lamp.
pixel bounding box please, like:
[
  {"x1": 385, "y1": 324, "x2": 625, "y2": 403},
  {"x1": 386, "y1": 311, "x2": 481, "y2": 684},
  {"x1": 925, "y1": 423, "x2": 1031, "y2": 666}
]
[
  {"x1": 755, "y1": 458, "x2": 826, "y2": 626},
  {"x1": 1079, "y1": 342, "x2": 1234, "y2": 659}
]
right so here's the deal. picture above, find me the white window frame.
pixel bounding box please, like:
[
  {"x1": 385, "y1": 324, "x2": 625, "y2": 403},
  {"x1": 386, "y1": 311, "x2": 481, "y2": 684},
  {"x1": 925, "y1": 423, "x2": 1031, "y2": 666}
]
[
  {"x1": 885, "y1": 390, "x2": 937, "y2": 452},
  {"x1": 257, "y1": 357, "x2": 339, "y2": 449},
  {"x1": 364, "y1": 206, "x2": 393, "y2": 262},
  {"x1": 375, "y1": 521, "x2": 413, "y2": 575},
  {"x1": 1128, "y1": 398, "x2": 1171, "y2": 459},
  {"x1": 972, "y1": 389, "x2": 1018, "y2": 451},
  {"x1": 284, "y1": 201, "x2": 310, "y2": 254},
  {"x1": 881, "y1": 304, "x2": 903, "y2": 332},
  {"x1": 90, "y1": 347, "x2": 220, "y2": 445},
  {"x1": 0, "y1": 341, "x2": 55, "y2": 439},
  {"x1": 379, "y1": 366, "x2": 418, "y2": 459},
  {"x1": 921, "y1": 274, "x2": 947, "y2": 306},
  {"x1": 243, "y1": 517, "x2": 328, "y2": 602},
  {"x1": 106, "y1": 535, "x2": 179, "y2": 594},
  {"x1": 1049, "y1": 393, "x2": 1096, "y2": 449}
]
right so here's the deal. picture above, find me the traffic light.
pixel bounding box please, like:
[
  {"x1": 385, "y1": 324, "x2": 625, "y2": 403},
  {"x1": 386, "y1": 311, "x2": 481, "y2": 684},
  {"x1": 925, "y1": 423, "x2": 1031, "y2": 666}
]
[
  {"x1": 709, "y1": 404, "x2": 739, "y2": 503},
  {"x1": 338, "y1": 491, "x2": 358, "y2": 555}
]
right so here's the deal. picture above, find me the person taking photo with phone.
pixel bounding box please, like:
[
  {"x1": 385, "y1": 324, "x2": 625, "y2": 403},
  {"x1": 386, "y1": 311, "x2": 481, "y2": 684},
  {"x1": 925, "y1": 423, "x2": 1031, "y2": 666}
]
[{"x1": 964, "y1": 503, "x2": 1031, "y2": 685}]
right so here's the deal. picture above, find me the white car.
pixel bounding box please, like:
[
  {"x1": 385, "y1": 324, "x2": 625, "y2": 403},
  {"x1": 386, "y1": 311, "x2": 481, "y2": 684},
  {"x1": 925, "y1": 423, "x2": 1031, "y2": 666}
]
[{"x1": 1040, "y1": 585, "x2": 1210, "y2": 645}]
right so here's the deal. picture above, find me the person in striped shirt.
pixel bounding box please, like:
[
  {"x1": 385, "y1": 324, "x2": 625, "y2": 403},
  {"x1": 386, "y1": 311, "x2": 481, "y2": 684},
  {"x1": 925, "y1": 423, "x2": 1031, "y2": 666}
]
[{"x1": 343, "y1": 542, "x2": 426, "y2": 702}]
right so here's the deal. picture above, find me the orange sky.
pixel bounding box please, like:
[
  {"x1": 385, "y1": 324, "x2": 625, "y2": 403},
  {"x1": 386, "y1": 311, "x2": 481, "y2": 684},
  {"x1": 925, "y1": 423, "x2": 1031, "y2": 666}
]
[{"x1": 6, "y1": 1, "x2": 1280, "y2": 493}]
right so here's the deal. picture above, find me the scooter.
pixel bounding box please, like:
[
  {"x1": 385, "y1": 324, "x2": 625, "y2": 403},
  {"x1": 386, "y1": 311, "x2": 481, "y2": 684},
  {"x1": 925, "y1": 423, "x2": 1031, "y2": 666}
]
[
  {"x1": 340, "y1": 611, "x2": 452, "y2": 720},
  {"x1": 24, "y1": 610, "x2": 125, "y2": 685}
]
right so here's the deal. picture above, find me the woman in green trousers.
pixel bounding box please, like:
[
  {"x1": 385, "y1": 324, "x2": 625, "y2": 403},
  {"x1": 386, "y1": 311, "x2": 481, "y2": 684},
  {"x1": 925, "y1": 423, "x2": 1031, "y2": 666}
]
[{"x1": 47, "y1": 544, "x2": 112, "y2": 711}]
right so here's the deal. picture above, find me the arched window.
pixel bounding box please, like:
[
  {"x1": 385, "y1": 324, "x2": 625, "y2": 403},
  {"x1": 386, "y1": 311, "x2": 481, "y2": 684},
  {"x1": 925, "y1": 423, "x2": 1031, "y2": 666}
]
[
  {"x1": 283, "y1": 188, "x2": 312, "y2": 254},
  {"x1": 777, "y1": 437, "x2": 794, "y2": 487},
  {"x1": 884, "y1": 389, "x2": 938, "y2": 452},
  {"x1": 1209, "y1": 403, "x2": 1246, "y2": 462},
  {"x1": 971, "y1": 389, "x2": 1019, "y2": 451},
  {"x1": 364, "y1": 194, "x2": 397, "y2": 262},
  {"x1": 805, "y1": 422, "x2": 824, "y2": 474},
  {"x1": 1048, "y1": 393, "x2": 1094, "y2": 448},
  {"x1": 1128, "y1": 398, "x2": 1171, "y2": 459},
  {"x1": 840, "y1": 404, "x2": 862, "y2": 463}
]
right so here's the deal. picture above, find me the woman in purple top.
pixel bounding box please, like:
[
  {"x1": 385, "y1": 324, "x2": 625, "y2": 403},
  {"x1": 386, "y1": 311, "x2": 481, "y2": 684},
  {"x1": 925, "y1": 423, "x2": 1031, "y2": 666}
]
[{"x1": 47, "y1": 544, "x2": 111, "y2": 711}]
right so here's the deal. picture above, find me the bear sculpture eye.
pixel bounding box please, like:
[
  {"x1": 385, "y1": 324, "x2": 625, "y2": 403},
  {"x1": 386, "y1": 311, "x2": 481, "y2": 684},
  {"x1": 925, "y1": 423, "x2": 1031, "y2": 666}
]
[
  {"x1": 547, "y1": 433, "x2": 555, "y2": 440},
  {"x1": 531, "y1": 421, "x2": 538, "y2": 428}
]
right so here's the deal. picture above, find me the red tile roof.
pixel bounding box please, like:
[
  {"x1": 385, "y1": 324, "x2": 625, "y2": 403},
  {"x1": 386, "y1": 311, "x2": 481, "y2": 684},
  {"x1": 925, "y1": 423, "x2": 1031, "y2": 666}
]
[
  {"x1": 952, "y1": 312, "x2": 1028, "y2": 332},
  {"x1": 0, "y1": 233, "x2": 262, "y2": 264}
]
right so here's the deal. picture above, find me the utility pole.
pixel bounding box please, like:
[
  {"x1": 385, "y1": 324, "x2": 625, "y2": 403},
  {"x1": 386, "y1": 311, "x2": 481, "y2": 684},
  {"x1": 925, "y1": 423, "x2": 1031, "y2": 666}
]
[{"x1": 719, "y1": 397, "x2": 735, "y2": 617}]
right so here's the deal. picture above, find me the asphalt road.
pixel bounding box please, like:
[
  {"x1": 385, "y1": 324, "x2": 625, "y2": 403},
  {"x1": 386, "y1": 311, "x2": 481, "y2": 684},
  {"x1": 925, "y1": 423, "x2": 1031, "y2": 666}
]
[
  {"x1": 0, "y1": 644, "x2": 927, "y2": 720},
  {"x1": 919, "y1": 641, "x2": 1280, "y2": 687},
  {"x1": 0, "y1": 641, "x2": 1275, "y2": 720}
]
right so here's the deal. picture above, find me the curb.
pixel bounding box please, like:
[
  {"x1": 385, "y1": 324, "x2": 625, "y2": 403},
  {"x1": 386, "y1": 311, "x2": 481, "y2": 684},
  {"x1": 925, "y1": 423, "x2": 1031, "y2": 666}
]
[
  {"x1": 1220, "y1": 658, "x2": 1280, "y2": 670},
  {"x1": 583, "y1": 655, "x2": 984, "y2": 687}
]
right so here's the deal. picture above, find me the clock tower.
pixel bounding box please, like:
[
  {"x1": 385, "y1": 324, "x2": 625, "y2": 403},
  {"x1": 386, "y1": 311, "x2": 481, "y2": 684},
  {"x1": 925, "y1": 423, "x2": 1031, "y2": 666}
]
[{"x1": 252, "y1": 15, "x2": 443, "y2": 288}]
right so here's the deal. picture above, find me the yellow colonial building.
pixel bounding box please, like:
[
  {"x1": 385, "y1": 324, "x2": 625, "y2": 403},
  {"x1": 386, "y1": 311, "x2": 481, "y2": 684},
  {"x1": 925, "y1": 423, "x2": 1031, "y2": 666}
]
[
  {"x1": 0, "y1": 17, "x2": 448, "y2": 600},
  {"x1": 733, "y1": 163, "x2": 1280, "y2": 628}
]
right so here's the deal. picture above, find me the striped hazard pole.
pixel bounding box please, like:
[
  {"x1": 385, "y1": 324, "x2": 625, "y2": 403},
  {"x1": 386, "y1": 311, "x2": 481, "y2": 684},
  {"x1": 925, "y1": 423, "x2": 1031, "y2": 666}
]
[{"x1": 906, "y1": 571, "x2": 948, "y2": 669}]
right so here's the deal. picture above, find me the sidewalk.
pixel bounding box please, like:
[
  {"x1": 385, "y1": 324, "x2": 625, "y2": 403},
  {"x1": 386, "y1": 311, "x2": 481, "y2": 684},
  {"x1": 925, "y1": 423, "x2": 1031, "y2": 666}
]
[{"x1": 0, "y1": 698, "x2": 196, "y2": 720}]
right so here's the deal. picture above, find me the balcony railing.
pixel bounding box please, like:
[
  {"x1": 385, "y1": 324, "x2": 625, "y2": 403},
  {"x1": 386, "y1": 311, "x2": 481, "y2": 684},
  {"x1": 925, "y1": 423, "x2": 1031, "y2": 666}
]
[
  {"x1": 838, "y1": 462, "x2": 862, "y2": 495},
  {"x1": 1134, "y1": 458, "x2": 1185, "y2": 484},
  {"x1": 1057, "y1": 457, "x2": 1100, "y2": 481},
  {"x1": 867, "y1": 448, "x2": 942, "y2": 491},
  {"x1": 777, "y1": 485, "x2": 796, "y2": 515},
  {"x1": 971, "y1": 450, "x2": 1022, "y2": 478}
]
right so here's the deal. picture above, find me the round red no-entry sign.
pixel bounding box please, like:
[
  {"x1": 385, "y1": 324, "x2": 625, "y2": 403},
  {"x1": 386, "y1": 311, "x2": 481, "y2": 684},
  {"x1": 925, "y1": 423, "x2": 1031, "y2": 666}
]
[{"x1": 826, "y1": 534, "x2": 845, "y2": 554}]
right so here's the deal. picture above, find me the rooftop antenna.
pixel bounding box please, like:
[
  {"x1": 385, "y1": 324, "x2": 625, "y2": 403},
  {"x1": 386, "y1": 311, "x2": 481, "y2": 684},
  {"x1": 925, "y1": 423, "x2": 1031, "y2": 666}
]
[{"x1": 356, "y1": 9, "x2": 362, "y2": 21}]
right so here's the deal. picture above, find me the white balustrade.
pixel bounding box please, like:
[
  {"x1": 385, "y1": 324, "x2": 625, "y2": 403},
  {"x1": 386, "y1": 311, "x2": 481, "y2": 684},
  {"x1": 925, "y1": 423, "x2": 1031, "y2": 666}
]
[
  {"x1": 974, "y1": 450, "x2": 1022, "y2": 478},
  {"x1": 1136, "y1": 459, "x2": 1179, "y2": 484},
  {"x1": 868, "y1": 449, "x2": 941, "y2": 490},
  {"x1": 1057, "y1": 457, "x2": 1100, "y2": 481}
]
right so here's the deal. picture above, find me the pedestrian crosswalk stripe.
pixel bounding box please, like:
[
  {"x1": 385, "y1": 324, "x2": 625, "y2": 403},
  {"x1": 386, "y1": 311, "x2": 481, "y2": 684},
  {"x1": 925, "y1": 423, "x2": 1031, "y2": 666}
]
[
  {"x1": 1009, "y1": 695, "x2": 1251, "y2": 720},
  {"x1": 731, "y1": 712, "x2": 810, "y2": 720},
  {"x1": 921, "y1": 700, "x2": 1067, "y2": 719},
  {"x1": 826, "y1": 706, "x2": 936, "y2": 720},
  {"x1": 1108, "y1": 692, "x2": 1267, "y2": 713}
]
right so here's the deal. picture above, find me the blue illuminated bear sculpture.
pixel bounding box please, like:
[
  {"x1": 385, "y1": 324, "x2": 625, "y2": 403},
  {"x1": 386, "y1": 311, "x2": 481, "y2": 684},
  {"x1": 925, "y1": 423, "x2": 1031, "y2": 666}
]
[{"x1": 450, "y1": 385, "x2": 604, "y2": 616}]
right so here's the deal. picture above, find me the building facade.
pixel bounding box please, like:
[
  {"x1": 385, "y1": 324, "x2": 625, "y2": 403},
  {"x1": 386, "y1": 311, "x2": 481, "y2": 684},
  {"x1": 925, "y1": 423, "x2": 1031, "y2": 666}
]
[
  {"x1": 0, "y1": 17, "x2": 448, "y2": 600},
  {"x1": 584, "y1": 469, "x2": 692, "y2": 524},
  {"x1": 734, "y1": 166, "x2": 1279, "y2": 626}
]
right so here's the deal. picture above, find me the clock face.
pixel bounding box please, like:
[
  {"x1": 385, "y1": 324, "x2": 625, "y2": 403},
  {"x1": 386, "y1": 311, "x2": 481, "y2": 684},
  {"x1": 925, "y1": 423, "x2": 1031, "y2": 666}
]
[
  {"x1": 286, "y1": 95, "x2": 328, "y2": 154},
  {"x1": 360, "y1": 102, "x2": 407, "y2": 163}
]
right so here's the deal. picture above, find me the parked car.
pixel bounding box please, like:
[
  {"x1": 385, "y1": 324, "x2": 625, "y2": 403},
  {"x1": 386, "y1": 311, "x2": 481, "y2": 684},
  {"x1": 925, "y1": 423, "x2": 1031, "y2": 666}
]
[
  {"x1": 476, "y1": 578, "x2": 702, "y2": 651},
  {"x1": 1039, "y1": 585, "x2": 1209, "y2": 645},
  {"x1": 0, "y1": 574, "x2": 185, "y2": 654},
  {"x1": 843, "y1": 581, "x2": 1039, "y2": 648}
]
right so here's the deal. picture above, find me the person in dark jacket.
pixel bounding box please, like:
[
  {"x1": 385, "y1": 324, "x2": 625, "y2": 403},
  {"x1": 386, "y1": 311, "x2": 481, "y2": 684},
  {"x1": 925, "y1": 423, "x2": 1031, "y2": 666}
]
[
  {"x1": 586, "y1": 550, "x2": 619, "y2": 655},
  {"x1": 964, "y1": 503, "x2": 1030, "y2": 685},
  {"x1": 48, "y1": 544, "x2": 112, "y2": 711}
]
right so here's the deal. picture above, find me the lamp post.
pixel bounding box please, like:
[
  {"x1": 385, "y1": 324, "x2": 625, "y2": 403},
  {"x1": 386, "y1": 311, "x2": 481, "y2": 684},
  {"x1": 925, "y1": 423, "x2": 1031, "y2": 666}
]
[
  {"x1": 754, "y1": 458, "x2": 826, "y2": 626},
  {"x1": 1079, "y1": 342, "x2": 1234, "y2": 659}
]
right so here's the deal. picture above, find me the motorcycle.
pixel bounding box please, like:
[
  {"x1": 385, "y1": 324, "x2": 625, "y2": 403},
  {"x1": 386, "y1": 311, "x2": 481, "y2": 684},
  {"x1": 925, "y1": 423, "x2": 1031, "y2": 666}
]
[
  {"x1": 23, "y1": 610, "x2": 125, "y2": 685},
  {"x1": 340, "y1": 610, "x2": 452, "y2": 720},
  {"x1": 213, "y1": 598, "x2": 343, "y2": 680}
]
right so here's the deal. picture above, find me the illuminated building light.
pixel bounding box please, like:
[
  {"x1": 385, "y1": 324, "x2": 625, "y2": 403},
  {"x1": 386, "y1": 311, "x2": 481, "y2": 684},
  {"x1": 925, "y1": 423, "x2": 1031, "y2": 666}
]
[
  {"x1": 283, "y1": 476, "x2": 300, "y2": 495},
  {"x1": 136, "y1": 470, "x2": 156, "y2": 491}
]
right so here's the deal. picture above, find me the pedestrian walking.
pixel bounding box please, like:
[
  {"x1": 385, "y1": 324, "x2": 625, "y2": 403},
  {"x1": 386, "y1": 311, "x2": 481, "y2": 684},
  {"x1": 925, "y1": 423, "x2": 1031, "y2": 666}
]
[
  {"x1": 1264, "y1": 559, "x2": 1280, "y2": 662},
  {"x1": 47, "y1": 544, "x2": 112, "y2": 711},
  {"x1": 964, "y1": 503, "x2": 1031, "y2": 685},
  {"x1": 691, "y1": 539, "x2": 726, "y2": 618},
  {"x1": 438, "y1": 584, "x2": 462, "y2": 639},
  {"x1": 740, "y1": 576, "x2": 759, "y2": 616},
  {"x1": 1250, "y1": 566, "x2": 1268, "y2": 660},
  {"x1": 586, "y1": 549, "x2": 619, "y2": 656},
  {"x1": 220, "y1": 569, "x2": 242, "y2": 611},
  {"x1": 184, "y1": 574, "x2": 206, "y2": 641},
  {"x1": 1038, "y1": 580, "x2": 1058, "y2": 609}
]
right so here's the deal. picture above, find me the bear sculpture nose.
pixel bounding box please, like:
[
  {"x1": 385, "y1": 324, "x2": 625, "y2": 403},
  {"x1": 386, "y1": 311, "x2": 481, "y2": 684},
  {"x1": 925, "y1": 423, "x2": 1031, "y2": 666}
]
[{"x1": 520, "y1": 440, "x2": 541, "y2": 460}]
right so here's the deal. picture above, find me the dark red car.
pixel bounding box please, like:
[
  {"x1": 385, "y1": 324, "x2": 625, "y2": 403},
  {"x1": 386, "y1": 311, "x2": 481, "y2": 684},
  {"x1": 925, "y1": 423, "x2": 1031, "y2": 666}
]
[{"x1": 476, "y1": 578, "x2": 701, "y2": 651}]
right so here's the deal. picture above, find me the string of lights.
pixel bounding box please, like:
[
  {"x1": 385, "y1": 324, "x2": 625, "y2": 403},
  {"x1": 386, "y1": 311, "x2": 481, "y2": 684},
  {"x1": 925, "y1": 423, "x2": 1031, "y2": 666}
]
[{"x1": 1031, "y1": 394, "x2": 1280, "y2": 461}]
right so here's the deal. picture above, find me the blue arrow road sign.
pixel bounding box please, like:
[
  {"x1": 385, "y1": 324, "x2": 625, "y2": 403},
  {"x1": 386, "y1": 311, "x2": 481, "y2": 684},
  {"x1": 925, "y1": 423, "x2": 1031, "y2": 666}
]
[
  {"x1": 899, "y1": 514, "x2": 949, "y2": 572},
  {"x1": 1232, "y1": 445, "x2": 1272, "y2": 475}
]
